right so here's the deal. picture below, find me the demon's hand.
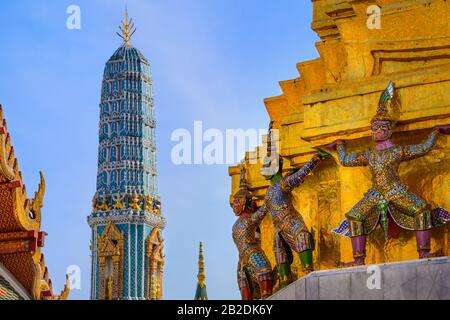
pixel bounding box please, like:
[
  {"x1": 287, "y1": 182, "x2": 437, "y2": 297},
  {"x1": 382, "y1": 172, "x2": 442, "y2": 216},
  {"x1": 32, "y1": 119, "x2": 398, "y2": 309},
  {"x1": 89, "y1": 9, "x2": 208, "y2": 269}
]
[
  {"x1": 436, "y1": 124, "x2": 450, "y2": 135},
  {"x1": 325, "y1": 140, "x2": 345, "y2": 151}
]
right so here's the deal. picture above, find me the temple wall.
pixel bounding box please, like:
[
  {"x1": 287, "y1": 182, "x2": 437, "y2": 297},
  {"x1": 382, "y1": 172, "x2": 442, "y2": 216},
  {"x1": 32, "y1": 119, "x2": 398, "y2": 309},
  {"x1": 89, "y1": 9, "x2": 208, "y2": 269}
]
[{"x1": 229, "y1": 0, "x2": 450, "y2": 286}]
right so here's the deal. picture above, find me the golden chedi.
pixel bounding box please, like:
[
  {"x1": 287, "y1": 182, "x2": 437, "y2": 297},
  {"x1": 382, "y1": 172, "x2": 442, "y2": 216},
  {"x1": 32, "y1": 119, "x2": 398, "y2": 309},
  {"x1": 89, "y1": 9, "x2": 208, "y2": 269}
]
[{"x1": 229, "y1": 0, "x2": 450, "y2": 289}]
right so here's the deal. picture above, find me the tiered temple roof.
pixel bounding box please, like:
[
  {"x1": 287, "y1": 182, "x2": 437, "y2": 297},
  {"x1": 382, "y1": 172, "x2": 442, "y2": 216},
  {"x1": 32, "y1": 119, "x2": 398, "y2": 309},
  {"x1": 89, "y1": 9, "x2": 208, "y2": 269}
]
[{"x1": 0, "y1": 105, "x2": 70, "y2": 300}]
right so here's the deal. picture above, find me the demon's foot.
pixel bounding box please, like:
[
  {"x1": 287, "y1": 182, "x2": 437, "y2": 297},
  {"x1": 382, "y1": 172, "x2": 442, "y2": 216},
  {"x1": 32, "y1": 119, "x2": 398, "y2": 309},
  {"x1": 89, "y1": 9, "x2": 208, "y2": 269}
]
[
  {"x1": 259, "y1": 280, "x2": 275, "y2": 299},
  {"x1": 240, "y1": 286, "x2": 253, "y2": 300},
  {"x1": 299, "y1": 250, "x2": 314, "y2": 273},
  {"x1": 419, "y1": 249, "x2": 444, "y2": 259},
  {"x1": 336, "y1": 257, "x2": 365, "y2": 268}
]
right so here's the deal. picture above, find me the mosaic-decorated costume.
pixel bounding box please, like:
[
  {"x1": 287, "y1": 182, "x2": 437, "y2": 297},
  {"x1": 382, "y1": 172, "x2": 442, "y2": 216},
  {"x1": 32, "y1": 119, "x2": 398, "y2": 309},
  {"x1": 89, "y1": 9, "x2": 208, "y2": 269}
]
[
  {"x1": 232, "y1": 166, "x2": 274, "y2": 300},
  {"x1": 331, "y1": 82, "x2": 450, "y2": 265},
  {"x1": 265, "y1": 155, "x2": 321, "y2": 266},
  {"x1": 260, "y1": 122, "x2": 326, "y2": 286}
]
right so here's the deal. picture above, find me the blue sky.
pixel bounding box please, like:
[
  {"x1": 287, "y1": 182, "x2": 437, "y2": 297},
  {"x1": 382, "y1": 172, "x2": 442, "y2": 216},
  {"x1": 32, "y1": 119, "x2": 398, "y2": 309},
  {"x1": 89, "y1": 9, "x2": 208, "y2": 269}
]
[{"x1": 0, "y1": 0, "x2": 319, "y2": 299}]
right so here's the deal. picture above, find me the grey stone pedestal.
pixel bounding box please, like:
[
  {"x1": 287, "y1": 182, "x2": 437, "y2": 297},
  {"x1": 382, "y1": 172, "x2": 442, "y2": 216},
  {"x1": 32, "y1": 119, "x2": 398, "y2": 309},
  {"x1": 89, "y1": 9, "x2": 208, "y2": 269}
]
[{"x1": 268, "y1": 257, "x2": 450, "y2": 300}]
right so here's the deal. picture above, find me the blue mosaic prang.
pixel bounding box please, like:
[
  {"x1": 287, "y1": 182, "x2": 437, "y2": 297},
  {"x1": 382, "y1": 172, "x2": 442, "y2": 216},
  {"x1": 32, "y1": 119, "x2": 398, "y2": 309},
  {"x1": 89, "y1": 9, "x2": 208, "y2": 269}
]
[
  {"x1": 97, "y1": 44, "x2": 157, "y2": 197},
  {"x1": 88, "y1": 40, "x2": 165, "y2": 300}
]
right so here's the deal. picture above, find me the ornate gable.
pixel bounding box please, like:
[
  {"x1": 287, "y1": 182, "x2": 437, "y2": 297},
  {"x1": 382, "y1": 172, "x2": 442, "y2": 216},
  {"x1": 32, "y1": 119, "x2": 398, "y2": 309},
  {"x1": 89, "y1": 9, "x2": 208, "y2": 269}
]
[{"x1": 97, "y1": 221, "x2": 125, "y2": 257}]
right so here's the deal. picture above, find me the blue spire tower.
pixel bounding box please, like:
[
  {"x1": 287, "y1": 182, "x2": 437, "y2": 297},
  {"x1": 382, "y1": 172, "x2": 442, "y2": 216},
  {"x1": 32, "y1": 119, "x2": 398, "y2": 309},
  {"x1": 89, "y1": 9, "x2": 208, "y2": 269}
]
[{"x1": 88, "y1": 9, "x2": 166, "y2": 300}]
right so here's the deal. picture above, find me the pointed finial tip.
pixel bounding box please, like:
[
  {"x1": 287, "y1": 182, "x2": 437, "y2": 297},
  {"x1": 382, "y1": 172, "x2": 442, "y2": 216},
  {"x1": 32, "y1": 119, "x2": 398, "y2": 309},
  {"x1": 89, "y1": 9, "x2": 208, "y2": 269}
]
[{"x1": 117, "y1": 6, "x2": 136, "y2": 44}]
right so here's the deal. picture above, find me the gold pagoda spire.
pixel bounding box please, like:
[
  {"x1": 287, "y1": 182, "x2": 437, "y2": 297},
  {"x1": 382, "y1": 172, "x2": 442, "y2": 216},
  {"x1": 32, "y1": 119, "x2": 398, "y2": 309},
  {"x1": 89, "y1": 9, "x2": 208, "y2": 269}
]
[
  {"x1": 117, "y1": 6, "x2": 136, "y2": 44},
  {"x1": 197, "y1": 241, "x2": 206, "y2": 287},
  {"x1": 195, "y1": 241, "x2": 208, "y2": 300}
]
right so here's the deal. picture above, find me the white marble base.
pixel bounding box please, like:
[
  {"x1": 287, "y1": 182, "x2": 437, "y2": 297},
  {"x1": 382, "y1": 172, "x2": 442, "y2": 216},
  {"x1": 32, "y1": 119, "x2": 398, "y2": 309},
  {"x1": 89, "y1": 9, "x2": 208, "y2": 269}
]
[{"x1": 268, "y1": 257, "x2": 450, "y2": 300}]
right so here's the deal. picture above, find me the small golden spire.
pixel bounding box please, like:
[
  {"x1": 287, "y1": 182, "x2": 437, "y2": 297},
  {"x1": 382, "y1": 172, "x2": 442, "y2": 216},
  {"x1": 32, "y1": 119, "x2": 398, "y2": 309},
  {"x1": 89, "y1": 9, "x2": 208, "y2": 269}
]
[
  {"x1": 117, "y1": 6, "x2": 136, "y2": 44},
  {"x1": 197, "y1": 241, "x2": 206, "y2": 287},
  {"x1": 195, "y1": 241, "x2": 208, "y2": 300}
]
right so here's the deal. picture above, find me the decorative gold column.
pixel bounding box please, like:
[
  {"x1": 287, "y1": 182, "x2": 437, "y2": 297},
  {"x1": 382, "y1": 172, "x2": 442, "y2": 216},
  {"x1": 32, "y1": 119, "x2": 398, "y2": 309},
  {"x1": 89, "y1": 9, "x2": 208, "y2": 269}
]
[
  {"x1": 145, "y1": 228, "x2": 164, "y2": 300},
  {"x1": 157, "y1": 260, "x2": 164, "y2": 299}
]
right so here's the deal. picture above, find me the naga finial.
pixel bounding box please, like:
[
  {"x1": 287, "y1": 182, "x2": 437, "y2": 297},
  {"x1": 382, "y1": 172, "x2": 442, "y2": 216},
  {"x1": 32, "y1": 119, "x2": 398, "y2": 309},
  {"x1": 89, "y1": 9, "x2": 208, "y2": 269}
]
[
  {"x1": 57, "y1": 274, "x2": 71, "y2": 300},
  {"x1": 117, "y1": 6, "x2": 136, "y2": 44},
  {"x1": 30, "y1": 171, "x2": 46, "y2": 223}
]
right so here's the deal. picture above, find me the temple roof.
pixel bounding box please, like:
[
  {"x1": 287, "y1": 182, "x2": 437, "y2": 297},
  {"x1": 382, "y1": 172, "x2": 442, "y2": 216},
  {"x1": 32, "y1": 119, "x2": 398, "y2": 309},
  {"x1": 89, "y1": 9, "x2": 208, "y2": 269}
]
[
  {"x1": 0, "y1": 105, "x2": 70, "y2": 300},
  {"x1": 0, "y1": 275, "x2": 24, "y2": 300}
]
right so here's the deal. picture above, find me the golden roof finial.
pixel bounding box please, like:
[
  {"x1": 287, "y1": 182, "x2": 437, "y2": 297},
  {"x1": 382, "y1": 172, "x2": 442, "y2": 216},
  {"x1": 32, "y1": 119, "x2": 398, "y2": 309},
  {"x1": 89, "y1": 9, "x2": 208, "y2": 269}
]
[{"x1": 117, "y1": 6, "x2": 136, "y2": 44}]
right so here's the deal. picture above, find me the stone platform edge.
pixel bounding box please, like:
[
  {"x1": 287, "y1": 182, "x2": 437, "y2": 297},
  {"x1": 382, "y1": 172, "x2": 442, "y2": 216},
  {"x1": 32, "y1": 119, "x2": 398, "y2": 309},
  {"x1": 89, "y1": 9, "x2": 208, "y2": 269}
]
[{"x1": 267, "y1": 257, "x2": 450, "y2": 300}]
